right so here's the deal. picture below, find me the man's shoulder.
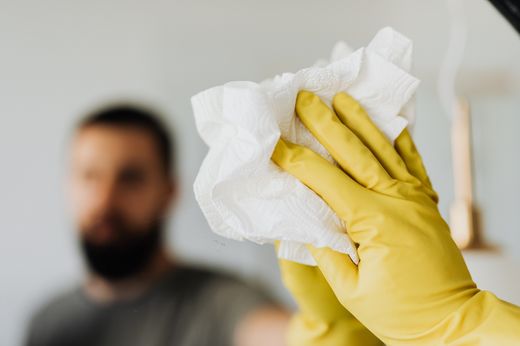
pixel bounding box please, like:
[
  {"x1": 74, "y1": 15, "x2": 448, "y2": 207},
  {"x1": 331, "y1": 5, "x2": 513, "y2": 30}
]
[
  {"x1": 164, "y1": 265, "x2": 270, "y2": 307},
  {"x1": 30, "y1": 286, "x2": 87, "y2": 326},
  {"x1": 159, "y1": 265, "x2": 232, "y2": 298},
  {"x1": 173, "y1": 265, "x2": 246, "y2": 291},
  {"x1": 24, "y1": 286, "x2": 93, "y2": 346},
  {"x1": 176, "y1": 265, "x2": 271, "y2": 307}
]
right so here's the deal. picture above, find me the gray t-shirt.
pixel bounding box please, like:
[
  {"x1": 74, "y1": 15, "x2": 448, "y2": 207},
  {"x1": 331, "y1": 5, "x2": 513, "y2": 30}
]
[{"x1": 24, "y1": 267, "x2": 272, "y2": 346}]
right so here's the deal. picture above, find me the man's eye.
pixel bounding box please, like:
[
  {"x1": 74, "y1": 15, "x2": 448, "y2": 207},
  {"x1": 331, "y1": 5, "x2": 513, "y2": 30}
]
[{"x1": 120, "y1": 169, "x2": 145, "y2": 185}]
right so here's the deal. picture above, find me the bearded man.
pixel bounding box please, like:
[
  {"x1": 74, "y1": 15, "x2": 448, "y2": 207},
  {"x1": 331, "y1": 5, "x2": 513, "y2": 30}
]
[{"x1": 23, "y1": 105, "x2": 290, "y2": 346}]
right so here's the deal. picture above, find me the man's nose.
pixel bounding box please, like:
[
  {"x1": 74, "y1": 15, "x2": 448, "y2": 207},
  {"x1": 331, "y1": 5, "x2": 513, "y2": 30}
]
[{"x1": 91, "y1": 179, "x2": 118, "y2": 214}]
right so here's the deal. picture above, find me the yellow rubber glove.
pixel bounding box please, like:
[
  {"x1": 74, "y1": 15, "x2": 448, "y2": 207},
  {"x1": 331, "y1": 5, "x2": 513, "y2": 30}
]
[
  {"x1": 272, "y1": 91, "x2": 520, "y2": 346},
  {"x1": 275, "y1": 241, "x2": 383, "y2": 346}
]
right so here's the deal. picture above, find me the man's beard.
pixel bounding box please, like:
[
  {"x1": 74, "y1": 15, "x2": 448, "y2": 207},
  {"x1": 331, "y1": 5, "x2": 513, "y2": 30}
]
[{"x1": 80, "y1": 216, "x2": 163, "y2": 281}]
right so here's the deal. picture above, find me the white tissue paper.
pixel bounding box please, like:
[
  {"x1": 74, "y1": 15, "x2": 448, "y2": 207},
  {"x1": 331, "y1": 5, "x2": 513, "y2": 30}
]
[{"x1": 191, "y1": 27, "x2": 420, "y2": 265}]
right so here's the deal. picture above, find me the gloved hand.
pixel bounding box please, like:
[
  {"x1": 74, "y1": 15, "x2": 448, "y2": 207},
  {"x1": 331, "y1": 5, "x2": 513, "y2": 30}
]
[
  {"x1": 272, "y1": 91, "x2": 520, "y2": 346},
  {"x1": 275, "y1": 240, "x2": 382, "y2": 346}
]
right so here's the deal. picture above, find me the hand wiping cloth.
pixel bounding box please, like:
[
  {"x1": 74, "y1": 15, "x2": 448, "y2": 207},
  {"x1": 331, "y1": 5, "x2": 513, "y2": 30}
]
[{"x1": 191, "y1": 27, "x2": 420, "y2": 265}]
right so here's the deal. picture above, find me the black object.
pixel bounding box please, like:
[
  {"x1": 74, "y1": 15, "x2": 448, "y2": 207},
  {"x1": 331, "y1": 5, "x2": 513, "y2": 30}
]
[{"x1": 488, "y1": 0, "x2": 520, "y2": 34}]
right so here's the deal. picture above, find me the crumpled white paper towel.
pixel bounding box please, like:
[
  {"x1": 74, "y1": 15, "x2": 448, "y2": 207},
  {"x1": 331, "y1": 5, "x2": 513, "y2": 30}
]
[{"x1": 191, "y1": 27, "x2": 420, "y2": 265}]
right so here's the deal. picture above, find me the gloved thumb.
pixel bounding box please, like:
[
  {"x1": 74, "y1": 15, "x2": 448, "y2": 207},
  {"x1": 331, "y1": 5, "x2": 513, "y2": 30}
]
[{"x1": 306, "y1": 244, "x2": 359, "y2": 299}]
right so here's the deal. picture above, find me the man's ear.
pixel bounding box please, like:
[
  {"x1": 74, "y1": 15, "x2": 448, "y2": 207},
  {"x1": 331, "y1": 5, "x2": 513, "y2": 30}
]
[{"x1": 160, "y1": 176, "x2": 181, "y2": 218}]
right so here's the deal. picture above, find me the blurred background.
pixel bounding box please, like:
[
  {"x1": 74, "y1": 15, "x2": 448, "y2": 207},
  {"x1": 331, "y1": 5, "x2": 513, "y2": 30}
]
[{"x1": 1, "y1": 0, "x2": 520, "y2": 345}]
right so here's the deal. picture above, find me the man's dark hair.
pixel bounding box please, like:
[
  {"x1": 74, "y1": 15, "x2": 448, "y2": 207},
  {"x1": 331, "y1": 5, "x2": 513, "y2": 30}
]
[{"x1": 78, "y1": 104, "x2": 175, "y2": 176}]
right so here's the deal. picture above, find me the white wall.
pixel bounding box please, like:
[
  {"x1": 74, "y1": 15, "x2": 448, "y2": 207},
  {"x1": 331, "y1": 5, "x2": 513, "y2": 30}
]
[{"x1": 1, "y1": 1, "x2": 520, "y2": 345}]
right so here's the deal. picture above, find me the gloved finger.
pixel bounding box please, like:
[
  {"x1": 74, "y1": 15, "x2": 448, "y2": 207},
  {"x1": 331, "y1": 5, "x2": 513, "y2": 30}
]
[
  {"x1": 275, "y1": 241, "x2": 355, "y2": 321},
  {"x1": 295, "y1": 91, "x2": 396, "y2": 193},
  {"x1": 277, "y1": 257, "x2": 322, "y2": 294},
  {"x1": 394, "y1": 129, "x2": 439, "y2": 203},
  {"x1": 271, "y1": 138, "x2": 399, "y2": 248},
  {"x1": 332, "y1": 93, "x2": 415, "y2": 184},
  {"x1": 306, "y1": 244, "x2": 358, "y2": 300},
  {"x1": 271, "y1": 138, "x2": 371, "y2": 221},
  {"x1": 275, "y1": 240, "x2": 321, "y2": 292}
]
